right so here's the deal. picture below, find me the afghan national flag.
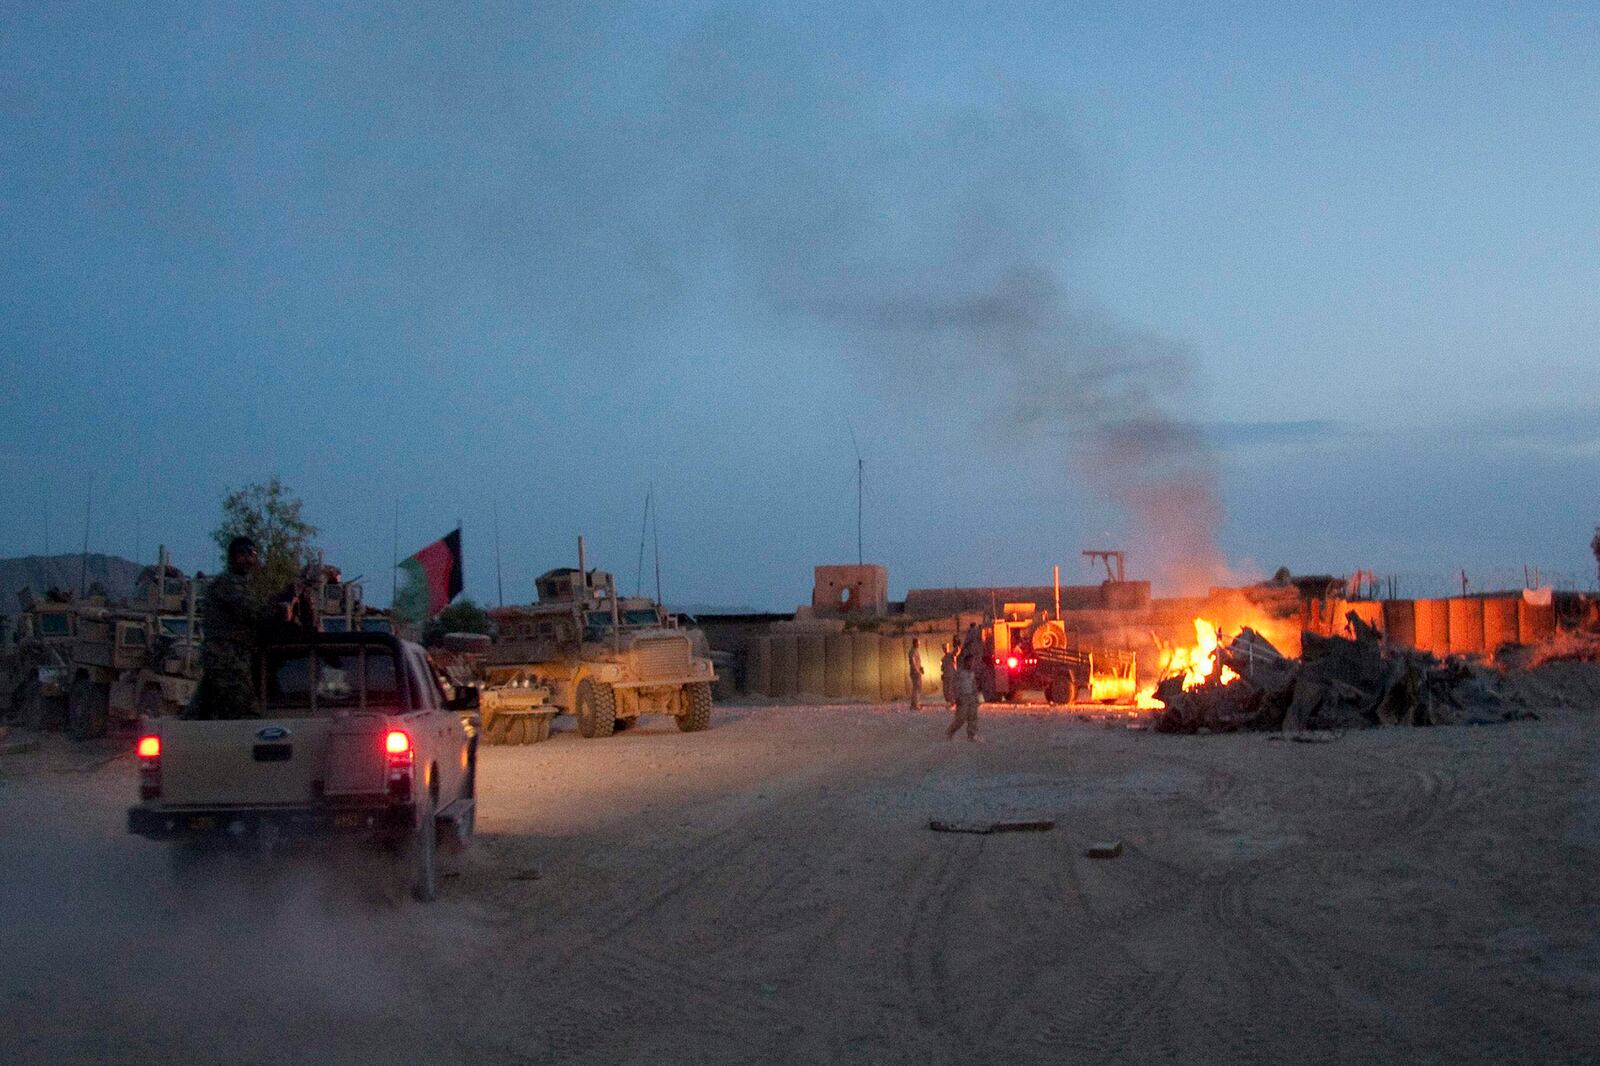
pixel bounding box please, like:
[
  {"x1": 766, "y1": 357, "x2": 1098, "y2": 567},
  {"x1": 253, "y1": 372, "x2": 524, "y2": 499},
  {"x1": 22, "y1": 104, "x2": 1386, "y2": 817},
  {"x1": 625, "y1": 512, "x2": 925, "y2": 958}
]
[{"x1": 396, "y1": 528, "x2": 463, "y2": 620}]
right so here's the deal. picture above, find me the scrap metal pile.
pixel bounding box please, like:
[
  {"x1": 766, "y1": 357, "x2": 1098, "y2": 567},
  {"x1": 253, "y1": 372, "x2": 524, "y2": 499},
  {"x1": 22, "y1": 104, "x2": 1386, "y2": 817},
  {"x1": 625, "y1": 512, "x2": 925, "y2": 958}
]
[{"x1": 1153, "y1": 612, "x2": 1539, "y2": 734}]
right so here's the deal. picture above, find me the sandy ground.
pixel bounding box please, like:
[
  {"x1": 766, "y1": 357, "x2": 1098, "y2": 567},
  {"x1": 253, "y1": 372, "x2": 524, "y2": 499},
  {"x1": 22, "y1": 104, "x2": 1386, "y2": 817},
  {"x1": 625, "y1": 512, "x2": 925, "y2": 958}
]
[{"x1": 2, "y1": 698, "x2": 1599, "y2": 1065}]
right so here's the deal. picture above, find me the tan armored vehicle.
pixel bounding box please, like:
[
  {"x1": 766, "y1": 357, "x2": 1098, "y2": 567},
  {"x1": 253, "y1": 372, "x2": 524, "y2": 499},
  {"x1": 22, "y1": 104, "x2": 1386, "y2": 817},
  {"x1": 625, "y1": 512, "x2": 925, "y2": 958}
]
[
  {"x1": 63, "y1": 555, "x2": 388, "y2": 740},
  {"x1": 484, "y1": 547, "x2": 715, "y2": 739},
  {"x1": 65, "y1": 556, "x2": 204, "y2": 740},
  {"x1": 3, "y1": 592, "x2": 79, "y2": 730}
]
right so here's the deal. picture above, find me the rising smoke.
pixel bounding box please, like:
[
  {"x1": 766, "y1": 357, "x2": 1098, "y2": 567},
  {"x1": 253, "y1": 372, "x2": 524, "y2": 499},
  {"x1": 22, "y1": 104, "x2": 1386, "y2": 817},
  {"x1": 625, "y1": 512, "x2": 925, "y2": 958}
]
[{"x1": 652, "y1": 12, "x2": 1227, "y2": 590}]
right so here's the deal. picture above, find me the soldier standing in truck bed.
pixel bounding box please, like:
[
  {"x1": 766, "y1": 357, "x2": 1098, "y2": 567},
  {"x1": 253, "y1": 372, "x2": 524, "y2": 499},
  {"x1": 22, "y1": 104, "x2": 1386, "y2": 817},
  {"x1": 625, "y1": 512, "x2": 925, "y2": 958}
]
[{"x1": 187, "y1": 536, "x2": 290, "y2": 720}]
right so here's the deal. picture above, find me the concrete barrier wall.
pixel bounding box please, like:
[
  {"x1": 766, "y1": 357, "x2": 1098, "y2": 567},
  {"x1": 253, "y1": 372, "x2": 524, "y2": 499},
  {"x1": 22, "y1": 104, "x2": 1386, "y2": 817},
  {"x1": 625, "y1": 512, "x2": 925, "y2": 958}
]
[
  {"x1": 796, "y1": 634, "x2": 826, "y2": 699},
  {"x1": 851, "y1": 632, "x2": 881, "y2": 700},
  {"x1": 880, "y1": 635, "x2": 908, "y2": 701},
  {"x1": 1520, "y1": 600, "x2": 1555, "y2": 644},
  {"x1": 1383, "y1": 600, "x2": 1416, "y2": 648},
  {"x1": 824, "y1": 633, "x2": 852, "y2": 698},
  {"x1": 770, "y1": 634, "x2": 798, "y2": 698},
  {"x1": 746, "y1": 636, "x2": 772, "y2": 697},
  {"x1": 1413, "y1": 599, "x2": 1450, "y2": 656},
  {"x1": 1448, "y1": 597, "x2": 1485, "y2": 656},
  {"x1": 1484, "y1": 597, "x2": 1519, "y2": 651}
]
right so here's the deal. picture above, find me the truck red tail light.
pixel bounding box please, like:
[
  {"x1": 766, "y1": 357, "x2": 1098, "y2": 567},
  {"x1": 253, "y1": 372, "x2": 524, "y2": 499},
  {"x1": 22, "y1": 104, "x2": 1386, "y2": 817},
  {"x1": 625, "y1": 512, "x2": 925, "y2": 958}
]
[
  {"x1": 137, "y1": 734, "x2": 161, "y2": 800},
  {"x1": 1006, "y1": 656, "x2": 1019, "y2": 670},
  {"x1": 385, "y1": 730, "x2": 413, "y2": 799}
]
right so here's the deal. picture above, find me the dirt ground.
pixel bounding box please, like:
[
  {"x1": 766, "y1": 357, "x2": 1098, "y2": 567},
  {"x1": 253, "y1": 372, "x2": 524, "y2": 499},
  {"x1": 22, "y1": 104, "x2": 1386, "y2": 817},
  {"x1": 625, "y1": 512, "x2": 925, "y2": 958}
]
[{"x1": 2, "y1": 697, "x2": 1598, "y2": 1065}]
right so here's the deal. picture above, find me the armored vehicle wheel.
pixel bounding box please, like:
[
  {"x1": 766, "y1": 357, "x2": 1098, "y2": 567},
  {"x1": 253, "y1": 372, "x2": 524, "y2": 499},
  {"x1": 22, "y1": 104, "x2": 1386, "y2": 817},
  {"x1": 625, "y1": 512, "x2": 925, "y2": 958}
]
[
  {"x1": 68, "y1": 678, "x2": 109, "y2": 741},
  {"x1": 576, "y1": 678, "x2": 616, "y2": 738},
  {"x1": 677, "y1": 681, "x2": 712, "y2": 732},
  {"x1": 1045, "y1": 675, "x2": 1074, "y2": 705}
]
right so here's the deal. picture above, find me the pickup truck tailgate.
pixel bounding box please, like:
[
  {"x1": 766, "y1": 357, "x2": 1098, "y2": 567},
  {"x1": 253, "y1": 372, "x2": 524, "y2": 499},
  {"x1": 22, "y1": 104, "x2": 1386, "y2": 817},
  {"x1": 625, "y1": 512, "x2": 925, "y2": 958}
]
[{"x1": 160, "y1": 719, "x2": 337, "y2": 806}]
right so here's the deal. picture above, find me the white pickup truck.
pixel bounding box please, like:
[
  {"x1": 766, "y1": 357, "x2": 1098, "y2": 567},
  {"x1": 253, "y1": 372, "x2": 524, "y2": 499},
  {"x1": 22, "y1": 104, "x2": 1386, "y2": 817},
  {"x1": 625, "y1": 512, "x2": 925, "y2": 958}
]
[{"x1": 127, "y1": 631, "x2": 478, "y2": 901}]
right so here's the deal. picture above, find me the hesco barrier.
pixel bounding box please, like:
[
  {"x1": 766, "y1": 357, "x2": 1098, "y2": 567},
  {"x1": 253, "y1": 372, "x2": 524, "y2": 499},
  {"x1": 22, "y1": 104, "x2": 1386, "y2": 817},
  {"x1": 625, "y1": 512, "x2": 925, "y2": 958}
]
[
  {"x1": 796, "y1": 633, "x2": 827, "y2": 698},
  {"x1": 741, "y1": 630, "x2": 946, "y2": 701},
  {"x1": 824, "y1": 633, "x2": 851, "y2": 698},
  {"x1": 1304, "y1": 595, "x2": 1556, "y2": 657}
]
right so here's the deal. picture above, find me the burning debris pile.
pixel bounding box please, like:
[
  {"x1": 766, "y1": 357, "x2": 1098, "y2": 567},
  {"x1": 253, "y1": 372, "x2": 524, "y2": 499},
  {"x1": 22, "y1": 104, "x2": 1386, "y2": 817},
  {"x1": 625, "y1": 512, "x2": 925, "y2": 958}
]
[{"x1": 1153, "y1": 612, "x2": 1539, "y2": 734}]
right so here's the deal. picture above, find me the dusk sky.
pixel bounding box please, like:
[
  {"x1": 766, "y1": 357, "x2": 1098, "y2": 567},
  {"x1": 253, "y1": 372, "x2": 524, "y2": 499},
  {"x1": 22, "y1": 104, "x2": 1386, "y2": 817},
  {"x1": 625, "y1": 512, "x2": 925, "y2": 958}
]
[{"x1": 3, "y1": 2, "x2": 1598, "y2": 610}]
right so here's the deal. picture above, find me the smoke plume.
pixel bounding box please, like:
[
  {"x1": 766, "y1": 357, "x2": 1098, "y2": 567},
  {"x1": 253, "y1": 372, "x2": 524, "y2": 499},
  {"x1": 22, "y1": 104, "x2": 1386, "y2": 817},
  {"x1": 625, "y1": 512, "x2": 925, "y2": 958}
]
[{"x1": 652, "y1": 13, "x2": 1226, "y2": 589}]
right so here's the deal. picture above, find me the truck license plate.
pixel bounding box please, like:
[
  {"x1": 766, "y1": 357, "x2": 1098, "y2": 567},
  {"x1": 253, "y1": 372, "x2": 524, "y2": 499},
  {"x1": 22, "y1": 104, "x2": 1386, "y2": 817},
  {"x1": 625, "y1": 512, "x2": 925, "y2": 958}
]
[
  {"x1": 188, "y1": 816, "x2": 217, "y2": 830},
  {"x1": 332, "y1": 813, "x2": 361, "y2": 828}
]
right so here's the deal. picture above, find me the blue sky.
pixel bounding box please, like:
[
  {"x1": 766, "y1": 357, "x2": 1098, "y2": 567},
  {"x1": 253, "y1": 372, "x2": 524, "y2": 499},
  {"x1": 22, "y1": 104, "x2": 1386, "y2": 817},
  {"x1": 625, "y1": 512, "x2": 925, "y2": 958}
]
[{"x1": 3, "y1": 2, "x2": 1597, "y2": 608}]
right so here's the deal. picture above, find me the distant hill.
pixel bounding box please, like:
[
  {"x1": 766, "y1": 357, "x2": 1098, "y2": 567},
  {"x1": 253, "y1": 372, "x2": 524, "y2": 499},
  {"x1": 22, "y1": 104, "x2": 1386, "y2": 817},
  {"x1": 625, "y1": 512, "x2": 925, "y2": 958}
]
[{"x1": 0, "y1": 553, "x2": 147, "y2": 616}]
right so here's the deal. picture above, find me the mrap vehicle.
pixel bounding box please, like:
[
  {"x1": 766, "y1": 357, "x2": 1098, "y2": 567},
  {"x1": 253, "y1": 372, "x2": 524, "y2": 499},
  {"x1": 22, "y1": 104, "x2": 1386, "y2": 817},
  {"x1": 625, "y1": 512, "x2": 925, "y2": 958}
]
[{"x1": 127, "y1": 631, "x2": 478, "y2": 901}]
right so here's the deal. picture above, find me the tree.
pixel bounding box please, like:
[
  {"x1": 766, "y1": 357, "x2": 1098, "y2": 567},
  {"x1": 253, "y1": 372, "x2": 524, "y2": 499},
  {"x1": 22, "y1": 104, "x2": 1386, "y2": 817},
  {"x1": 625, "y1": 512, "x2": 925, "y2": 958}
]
[
  {"x1": 211, "y1": 478, "x2": 319, "y2": 598},
  {"x1": 422, "y1": 598, "x2": 493, "y2": 646}
]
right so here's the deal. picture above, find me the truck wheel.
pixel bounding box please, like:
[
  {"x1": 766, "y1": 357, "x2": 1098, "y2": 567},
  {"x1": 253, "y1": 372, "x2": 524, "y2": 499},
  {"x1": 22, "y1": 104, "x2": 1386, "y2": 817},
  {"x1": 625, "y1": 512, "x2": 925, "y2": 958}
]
[
  {"x1": 68, "y1": 679, "x2": 109, "y2": 741},
  {"x1": 677, "y1": 682, "x2": 712, "y2": 732},
  {"x1": 576, "y1": 679, "x2": 616, "y2": 738},
  {"x1": 410, "y1": 780, "x2": 439, "y2": 902},
  {"x1": 1045, "y1": 675, "x2": 1074, "y2": 705}
]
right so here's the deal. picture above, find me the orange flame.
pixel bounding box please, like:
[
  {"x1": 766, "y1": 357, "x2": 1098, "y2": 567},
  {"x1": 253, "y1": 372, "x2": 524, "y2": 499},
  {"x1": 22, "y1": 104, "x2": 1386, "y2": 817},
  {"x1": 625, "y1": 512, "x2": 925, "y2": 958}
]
[{"x1": 1137, "y1": 618, "x2": 1240, "y2": 707}]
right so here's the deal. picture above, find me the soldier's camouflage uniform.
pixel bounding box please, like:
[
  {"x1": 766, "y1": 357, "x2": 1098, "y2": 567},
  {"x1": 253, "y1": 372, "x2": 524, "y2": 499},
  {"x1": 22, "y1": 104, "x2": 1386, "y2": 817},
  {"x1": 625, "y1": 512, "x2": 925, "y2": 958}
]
[
  {"x1": 946, "y1": 663, "x2": 979, "y2": 740},
  {"x1": 188, "y1": 570, "x2": 279, "y2": 720}
]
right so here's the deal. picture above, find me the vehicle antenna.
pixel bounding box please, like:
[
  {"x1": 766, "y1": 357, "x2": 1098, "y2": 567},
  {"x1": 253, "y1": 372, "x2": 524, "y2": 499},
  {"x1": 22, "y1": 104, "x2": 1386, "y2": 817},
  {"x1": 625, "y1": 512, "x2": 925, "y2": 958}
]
[
  {"x1": 391, "y1": 499, "x2": 399, "y2": 607},
  {"x1": 848, "y1": 421, "x2": 863, "y2": 565},
  {"x1": 652, "y1": 491, "x2": 663, "y2": 607},
  {"x1": 493, "y1": 499, "x2": 504, "y2": 608},
  {"x1": 635, "y1": 485, "x2": 653, "y2": 597},
  {"x1": 79, "y1": 472, "x2": 93, "y2": 597}
]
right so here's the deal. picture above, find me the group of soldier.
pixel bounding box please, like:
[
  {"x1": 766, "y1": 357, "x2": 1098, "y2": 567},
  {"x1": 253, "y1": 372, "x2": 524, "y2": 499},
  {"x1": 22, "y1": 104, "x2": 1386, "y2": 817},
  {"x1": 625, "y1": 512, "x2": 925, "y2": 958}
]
[{"x1": 906, "y1": 624, "x2": 984, "y2": 742}]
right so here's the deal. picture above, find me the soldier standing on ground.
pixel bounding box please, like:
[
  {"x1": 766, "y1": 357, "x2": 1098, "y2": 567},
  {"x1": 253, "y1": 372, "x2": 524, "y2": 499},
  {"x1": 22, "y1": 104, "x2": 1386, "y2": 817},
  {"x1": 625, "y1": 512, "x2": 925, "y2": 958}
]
[
  {"x1": 907, "y1": 637, "x2": 925, "y2": 711},
  {"x1": 940, "y1": 642, "x2": 957, "y2": 709},
  {"x1": 187, "y1": 536, "x2": 290, "y2": 720},
  {"x1": 946, "y1": 650, "x2": 981, "y2": 742}
]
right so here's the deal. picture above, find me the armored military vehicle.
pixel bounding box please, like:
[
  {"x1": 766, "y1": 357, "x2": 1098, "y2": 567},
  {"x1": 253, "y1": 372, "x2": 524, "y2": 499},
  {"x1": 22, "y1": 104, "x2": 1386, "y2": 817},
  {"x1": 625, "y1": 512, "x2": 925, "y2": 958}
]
[
  {"x1": 2, "y1": 591, "x2": 79, "y2": 730},
  {"x1": 64, "y1": 554, "x2": 204, "y2": 740},
  {"x1": 484, "y1": 542, "x2": 715, "y2": 739}
]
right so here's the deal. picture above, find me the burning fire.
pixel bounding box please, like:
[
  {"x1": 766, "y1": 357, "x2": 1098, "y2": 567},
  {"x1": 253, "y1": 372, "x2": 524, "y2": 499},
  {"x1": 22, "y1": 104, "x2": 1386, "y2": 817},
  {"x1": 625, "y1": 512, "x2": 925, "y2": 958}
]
[
  {"x1": 1137, "y1": 618, "x2": 1240, "y2": 708},
  {"x1": 1172, "y1": 619, "x2": 1240, "y2": 689}
]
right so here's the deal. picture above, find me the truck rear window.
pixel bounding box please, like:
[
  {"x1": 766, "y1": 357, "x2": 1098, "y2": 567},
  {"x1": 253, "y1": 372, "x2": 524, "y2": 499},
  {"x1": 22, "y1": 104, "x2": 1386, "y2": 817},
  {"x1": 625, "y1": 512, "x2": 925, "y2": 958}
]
[{"x1": 262, "y1": 645, "x2": 402, "y2": 714}]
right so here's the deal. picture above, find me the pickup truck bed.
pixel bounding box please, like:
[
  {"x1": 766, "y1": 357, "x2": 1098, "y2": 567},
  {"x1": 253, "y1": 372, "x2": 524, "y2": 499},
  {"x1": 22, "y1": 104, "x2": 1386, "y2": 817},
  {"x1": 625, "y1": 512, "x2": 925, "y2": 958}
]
[{"x1": 128, "y1": 632, "x2": 478, "y2": 900}]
